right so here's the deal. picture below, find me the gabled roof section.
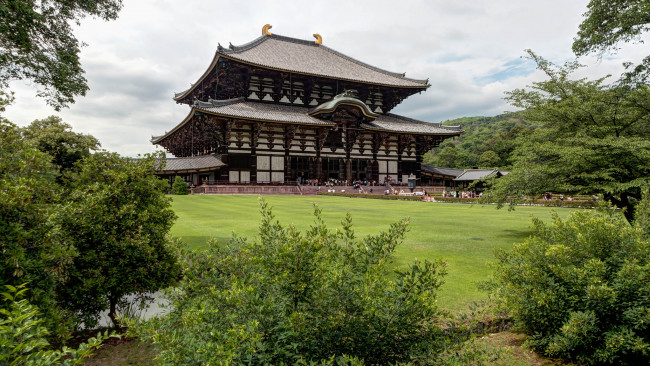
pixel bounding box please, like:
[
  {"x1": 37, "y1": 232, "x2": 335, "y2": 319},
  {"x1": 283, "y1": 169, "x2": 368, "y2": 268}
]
[
  {"x1": 421, "y1": 165, "x2": 465, "y2": 177},
  {"x1": 453, "y1": 169, "x2": 502, "y2": 181},
  {"x1": 174, "y1": 33, "x2": 429, "y2": 101},
  {"x1": 361, "y1": 114, "x2": 463, "y2": 135}
]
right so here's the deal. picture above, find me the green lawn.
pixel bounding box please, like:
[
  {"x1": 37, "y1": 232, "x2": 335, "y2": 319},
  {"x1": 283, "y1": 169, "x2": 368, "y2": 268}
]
[{"x1": 170, "y1": 195, "x2": 573, "y2": 310}]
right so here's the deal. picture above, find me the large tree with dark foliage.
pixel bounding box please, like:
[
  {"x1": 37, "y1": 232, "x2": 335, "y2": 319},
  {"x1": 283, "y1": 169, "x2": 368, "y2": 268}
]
[
  {"x1": 21, "y1": 115, "x2": 100, "y2": 177},
  {"x1": 490, "y1": 51, "x2": 650, "y2": 222},
  {"x1": 0, "y1": 120, "x2": 75, "y2": 339},
  {"x1": 573, "y1": 0, "x2": 650, "y2": 84},
  {"x1": 54, "y1": 152, "x2": 181, "y2": 328},
  {"x1": 0, "y1": 0, "x2": 123, "y2": 110}
]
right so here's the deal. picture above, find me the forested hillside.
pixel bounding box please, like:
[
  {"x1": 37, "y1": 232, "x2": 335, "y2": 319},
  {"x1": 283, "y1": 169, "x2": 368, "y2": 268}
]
[{"x1": 423, "y1": 113, "x2": 538, "y2": 169}]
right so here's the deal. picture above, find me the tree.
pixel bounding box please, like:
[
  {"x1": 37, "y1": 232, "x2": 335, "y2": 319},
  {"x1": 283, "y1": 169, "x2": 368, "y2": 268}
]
[
  {"x1": 485, "y1": 198, "x2": 650, "y2": 365},
  {"x1": 132, "y1": 202, "x2": 463, "y2": 365},
  {"x1": 477, "y1": 150, "x2": 500, "y2": 168},
  {"x1": 0, "y1": 0, "x2": 123, "y2": 110},
  {"x1": 573, "y1": 0, "x2": 650, "y2": 84},
  {"x1": 491, "y1": 51, "x2": 650, "y2": 222},
  {"x1": 21, "y1": 116, "x2": 100, "y2": 177},
  {"x1": 53, "y1": 151, "x2": 181, "y2": 328},
  {"x1": 0, "y1": 120, "x2": 74, "y2": 339},
  {"x1": 172, "y1": 176, "x2": 188, "y2": 195}
]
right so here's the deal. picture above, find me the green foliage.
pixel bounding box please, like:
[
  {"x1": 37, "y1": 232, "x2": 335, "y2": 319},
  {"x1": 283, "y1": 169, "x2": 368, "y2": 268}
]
[
  {"x1": 133, "y1": 200, "x2": 466, "y2": 365},
  {"x1": 491, "y1": 51, "x2": 650, "y2": 222},
  {"x1": 53, "y1": 152, "x2": 181, "y2": 328},
  {"x1": 486, "y1": 202, "x2": 650, "y2": 365},
  {"x1": 0, "y1": 284, "x2": 114, "y2": 365},
  {"x1": 21, "y1": 116, "x2": 100, "y2": 177},
  {"x1": 0, "y1": 89, "x2": 14, "y2": 114},
  {"x1": 0, "y1": 0, "x2": 123, "y2": 110},
  {"x1": 0, "y1": 120, "x2": 73, "y2": 339},
  {"x1": 423, "y1": 114, "x2": 536, "y2": 169},
  {"x1": 171, "y1": 176, "x2": 188, "y2": 195},
  {"x1": 573, "y1": 0, "x2": 650, "y2": 84}
]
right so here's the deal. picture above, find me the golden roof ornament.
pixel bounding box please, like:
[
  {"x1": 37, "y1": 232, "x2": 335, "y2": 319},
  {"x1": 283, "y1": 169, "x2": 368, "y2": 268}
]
[
  {"x1": 262, "y1": 24, "x2": 272, "y2": 36},
  {"x1": 313, "y1": 33, "x2": 322, "y2": 45}
]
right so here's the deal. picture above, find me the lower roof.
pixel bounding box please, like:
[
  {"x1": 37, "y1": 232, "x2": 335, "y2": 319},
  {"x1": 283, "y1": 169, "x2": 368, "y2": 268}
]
[{"x1": 153, "y1": 98, "x2": 462, "y2": 144}]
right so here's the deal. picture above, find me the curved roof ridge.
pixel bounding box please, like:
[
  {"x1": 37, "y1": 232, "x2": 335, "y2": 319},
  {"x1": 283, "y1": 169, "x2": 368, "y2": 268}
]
[{"x1": 220, "y1": 34, "x2": 269, "y2": 53}]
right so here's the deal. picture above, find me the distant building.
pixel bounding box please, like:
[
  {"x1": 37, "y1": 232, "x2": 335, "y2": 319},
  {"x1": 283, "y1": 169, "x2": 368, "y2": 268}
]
[
  {"x1": 421, "y1": 165, "x2": 508, "y2": 191},
  {"x1": 152, "y1": 25, "x2": 462, "y2": 186}
]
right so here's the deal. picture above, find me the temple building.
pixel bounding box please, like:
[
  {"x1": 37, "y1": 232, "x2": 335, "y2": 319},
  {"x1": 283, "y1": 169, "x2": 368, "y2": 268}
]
[{"x1": 153, "y1": 25, "x2": 462, "y2": 186}]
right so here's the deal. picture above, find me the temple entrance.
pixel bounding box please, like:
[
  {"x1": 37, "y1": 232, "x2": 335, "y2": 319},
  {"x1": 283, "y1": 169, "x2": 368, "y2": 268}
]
[{"x1": 321, "y1": 157, "x2": 340, "y2": 181}]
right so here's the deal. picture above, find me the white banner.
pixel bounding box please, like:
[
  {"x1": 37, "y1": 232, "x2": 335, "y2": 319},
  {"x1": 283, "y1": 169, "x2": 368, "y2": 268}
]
[
  {"x1": 229, "y1": 170, "x2": 239, "y2": 183},
  {"x1": 257, "y1": 155, "x2": 270, "y2": 170},
  {"x1": 388, "y1": 161, "x2": 398, "y2": 174},
  {"x1": 271, "y1": 156, "x2": 284, "y2": 171},
  {"x1": 378, "y1": 160, "x2": 387, "y2": 173},
  {"x1": 257, "y1": 171, "x2": 270, "y2": 183},
  {"x1": 271, "y1": 172, "x2": 284, "y2": 183}
]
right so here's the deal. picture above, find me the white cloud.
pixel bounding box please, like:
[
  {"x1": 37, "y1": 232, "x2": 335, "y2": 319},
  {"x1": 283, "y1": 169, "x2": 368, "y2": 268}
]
[{"x1": 4, "y1": 0, "x2": 648, "y2": 156}]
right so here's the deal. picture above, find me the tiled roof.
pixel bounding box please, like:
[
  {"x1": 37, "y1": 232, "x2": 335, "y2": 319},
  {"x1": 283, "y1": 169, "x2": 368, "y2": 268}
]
[
  {"x1": 162, "y1": 154, "x2": 225, "y2": 172},
  {"x1": 421, "y1": 165, "x2": 465, "y2": 177},
  {"x1": 195, "y1": 98, "x2": 333, "y2": 125},
  {"x1": 152, "y1": 99, "x2": 333, "y2": 144},
  {"x1": 361, "y1": 114, "x2": 463, "y2": 135},
  {"x1": 221, "y1": 34, "x2": 429, "y2": 88},
  {"x1": 153, "y1": 99, "x2": 462, "y2": 145},
  {"x1": 174, "y1": 34, "x2": 429, "y2": 100},
  {"x1": 453, "y1": 169, "x2": 501, "y2": 181}
]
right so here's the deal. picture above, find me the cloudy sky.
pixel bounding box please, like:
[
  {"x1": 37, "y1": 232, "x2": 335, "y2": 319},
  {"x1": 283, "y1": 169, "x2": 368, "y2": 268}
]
[{"x1": 4, "y1": 0, "x2": 648, "y2": 156}]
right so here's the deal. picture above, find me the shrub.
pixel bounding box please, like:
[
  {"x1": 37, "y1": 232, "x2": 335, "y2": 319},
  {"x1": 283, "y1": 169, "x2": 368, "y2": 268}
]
[
  {"x1": 486, "y1": 203, "x2": 650, "y2": 365},
  {"x1": 0, "y1": 284, "x2": 114, "y2": 365},
  {"x1": 132, "y1": 200, "x2": 465, "y2": 365},
  {"x1": 172, "y1": 176, "x2": 188, "y2": 195}
]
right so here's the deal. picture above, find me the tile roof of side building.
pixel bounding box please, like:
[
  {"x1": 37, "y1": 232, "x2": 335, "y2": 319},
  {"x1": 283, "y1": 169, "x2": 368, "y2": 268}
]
[
  {"x1": 453, "y1": 169, "x2": 501, "y2": 181},
  {"x1": 161, "y1": 154, "x2": 226, "y2": 173},
  {"x1": 421, "y1": 165, "x2": 466, "y2": 177},
  {"x1": 174, "y1": 33, "x2": 429, "y2": 101}
]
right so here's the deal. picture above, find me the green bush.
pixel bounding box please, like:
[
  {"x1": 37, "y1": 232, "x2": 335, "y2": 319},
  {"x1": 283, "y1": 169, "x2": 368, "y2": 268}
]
[
  {"x1": 0, "y1": 284, "x2": 114, "y2": 365},
  {"x1": 133, "y1": 200, "x2": 469, "y2": 365},
  {"x1": 317, "y1": 191, "x2": 423, "y2": 201},
  {"x1": 172, "y1": 176, "x2": 188, "y2": 195},
  {"x1": 486, "y1": 203, "x2": 650, "y2": 365}
]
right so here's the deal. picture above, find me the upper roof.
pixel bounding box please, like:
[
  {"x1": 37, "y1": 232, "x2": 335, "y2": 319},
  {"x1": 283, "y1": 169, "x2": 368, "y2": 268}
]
[{"x1": 174, "y1": 32, "x2": 429, "y2": 101}]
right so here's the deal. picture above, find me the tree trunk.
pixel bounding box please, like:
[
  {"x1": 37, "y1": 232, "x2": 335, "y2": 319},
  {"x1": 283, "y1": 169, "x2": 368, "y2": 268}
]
[{"x1": 108, "y1": 294, "x2": 120, "y2": 329}]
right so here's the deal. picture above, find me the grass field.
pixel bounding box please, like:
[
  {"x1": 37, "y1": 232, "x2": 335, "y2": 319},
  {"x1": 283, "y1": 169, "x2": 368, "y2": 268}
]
[{"x1": 169, "y1": 195, "x2": 574, "y2": 310}]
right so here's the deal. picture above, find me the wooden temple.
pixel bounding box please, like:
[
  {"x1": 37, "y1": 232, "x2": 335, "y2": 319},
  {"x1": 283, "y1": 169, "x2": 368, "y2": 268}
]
[{"x1": 153, "y1": 25, "x2": 462, "y2": 186}]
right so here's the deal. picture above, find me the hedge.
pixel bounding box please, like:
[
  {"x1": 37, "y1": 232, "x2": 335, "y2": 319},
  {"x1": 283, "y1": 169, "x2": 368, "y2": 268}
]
[{"x1": 316, "y1": 192, "x2": 598, "y2": 208}]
